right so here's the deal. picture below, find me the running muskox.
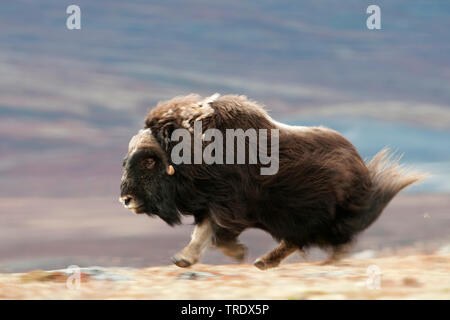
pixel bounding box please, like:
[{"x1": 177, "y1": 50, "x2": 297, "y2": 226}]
[{"x1": 120, "y1": 94, "x2": 425, "y2": 269}]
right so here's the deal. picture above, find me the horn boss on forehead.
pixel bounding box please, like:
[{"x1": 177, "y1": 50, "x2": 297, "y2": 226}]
[{"x1": 128, "y1": 128, "x2": 154, "y2": 153}]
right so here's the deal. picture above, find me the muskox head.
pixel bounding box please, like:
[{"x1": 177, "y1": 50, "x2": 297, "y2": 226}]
[{"x1": 119, "y1": 128, "x2": 180, "y2": 225}]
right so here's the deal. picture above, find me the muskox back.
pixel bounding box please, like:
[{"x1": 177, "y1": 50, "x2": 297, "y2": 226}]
[{"x1": 144, "y1": 94, "x2": 426, "y2": 254}]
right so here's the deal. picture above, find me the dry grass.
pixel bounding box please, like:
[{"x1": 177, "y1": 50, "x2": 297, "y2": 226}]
[{"x1": 0, "y1": 253, "x2": 449, "y2": 300}]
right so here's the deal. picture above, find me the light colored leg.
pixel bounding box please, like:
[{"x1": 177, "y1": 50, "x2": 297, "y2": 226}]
[
  {"x1": 172, "y1": 218, "x2": 213, "y2": 268},
  {"x1": 254, "y1": 240, "x2": 297, "y2": 270}
]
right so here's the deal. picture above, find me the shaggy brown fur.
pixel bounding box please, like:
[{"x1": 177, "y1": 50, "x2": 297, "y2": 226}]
[{"x1": 120, "y1": 94, "x2": 426, "y2": 269}]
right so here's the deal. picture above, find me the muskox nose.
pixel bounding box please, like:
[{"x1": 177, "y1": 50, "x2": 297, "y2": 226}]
[
  {"x1": 120, "y1": 195, "x2": 133, "y2": 207},
  {"x1": 124, "y1": 196, "x2": 132, "y2": 206}
]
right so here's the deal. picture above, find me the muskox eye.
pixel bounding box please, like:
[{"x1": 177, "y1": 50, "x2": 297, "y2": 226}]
[{"x1": 143, "y1": 158, "x2": 155, "y2": 169}]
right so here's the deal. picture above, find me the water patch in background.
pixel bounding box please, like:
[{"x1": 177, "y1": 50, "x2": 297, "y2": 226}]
[{"x1": 285, "y1": 116, "x2": 450, "y2": 193}]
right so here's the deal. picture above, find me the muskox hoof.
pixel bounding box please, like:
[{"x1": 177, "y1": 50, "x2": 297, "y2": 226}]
[
  {"x1": 254, "y1": 259, "x2": 279, "y2": 270},
  {"x1": 254, "y1": 259, "x2": 266, "y2": 270},
  {"x1": 172, "y1": 256, "x2": 193, "y2": 268}
]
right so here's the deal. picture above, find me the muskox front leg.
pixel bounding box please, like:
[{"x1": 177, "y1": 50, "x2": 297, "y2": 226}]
[
  {"x1": 254, "y1": 240, "x2": 297, "y2": 270},
  {"x1": 172, "y1": 218, "x2": 213, "y2": 268}
]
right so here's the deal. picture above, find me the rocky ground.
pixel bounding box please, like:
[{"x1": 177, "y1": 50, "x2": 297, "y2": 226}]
[{"x1": 1, "y1": 252, "x2": 449, "y2": 299}]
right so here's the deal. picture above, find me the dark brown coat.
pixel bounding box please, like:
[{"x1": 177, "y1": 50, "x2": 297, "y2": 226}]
[{"x1": 121, "y1": 94, "x2": 425, "y2": 262}]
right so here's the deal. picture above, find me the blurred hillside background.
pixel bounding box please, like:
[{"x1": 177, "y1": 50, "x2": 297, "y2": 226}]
[{"x1": 0, "y1": 0, "x2": 449, "y2": 272}]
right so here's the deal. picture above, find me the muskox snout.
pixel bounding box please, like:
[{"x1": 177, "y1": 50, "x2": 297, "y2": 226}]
[
  {"x1": 119, "y1": 195, "x2": 145, "y2": 214},
  {"x1": 122, "y1": 196, "x2": 132, "y2": 206},
  {"x1": 119, "y1": 195, "x2": 133, "y2": 207}
]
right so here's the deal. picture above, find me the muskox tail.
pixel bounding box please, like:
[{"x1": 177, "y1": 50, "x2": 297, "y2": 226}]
[{"x1": 355, "y1": 148, "x2": 428, "y2": 232}]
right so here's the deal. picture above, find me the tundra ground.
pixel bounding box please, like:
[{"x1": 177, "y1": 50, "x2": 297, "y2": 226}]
[{"x1": 0, "y1": 253, "x2": 449, "y2": 299}]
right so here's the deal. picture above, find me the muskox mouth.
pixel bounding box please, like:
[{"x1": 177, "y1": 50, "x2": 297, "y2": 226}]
[
  {"x1": 128, "y1": 205, "x2": 146, "y2": 214},
  {"x1": 119, "y1": 197, "x2": 147, "y2": 214}
]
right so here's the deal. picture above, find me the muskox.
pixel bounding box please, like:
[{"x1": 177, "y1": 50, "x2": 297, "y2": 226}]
[{"x1": 120, "y1": 94, "x2": 425, "y2": 269}]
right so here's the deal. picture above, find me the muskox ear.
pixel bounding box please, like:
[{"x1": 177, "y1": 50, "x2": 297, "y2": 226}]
[{"x1": 166, "y1": 165, "x2": 175, "y2": 175}]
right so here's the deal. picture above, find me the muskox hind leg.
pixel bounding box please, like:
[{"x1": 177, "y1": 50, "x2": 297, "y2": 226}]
[
  {"x1": 212, "y1": 227, "x2": 247, "y2": 263},
  {"x1": 172, "y1": 218, "x2": 213, "y2": 268},
  {"x1": 321, "y1": 243, "x2": 353, "y2": 265},
  {"x1": 254, "y1": 240, "x2": 297, "y2": 270}
]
